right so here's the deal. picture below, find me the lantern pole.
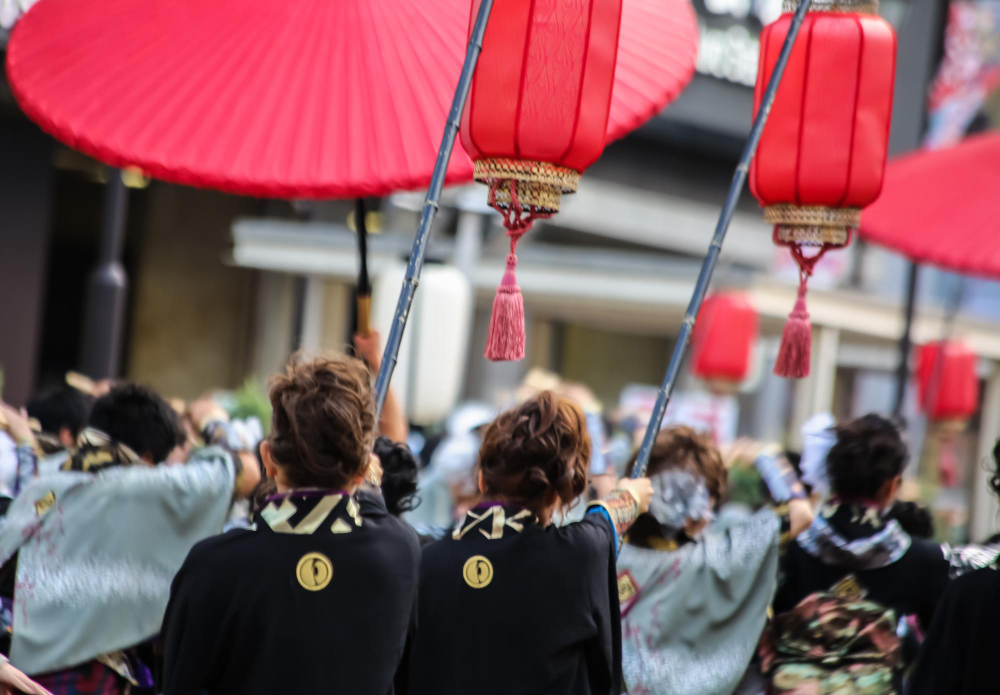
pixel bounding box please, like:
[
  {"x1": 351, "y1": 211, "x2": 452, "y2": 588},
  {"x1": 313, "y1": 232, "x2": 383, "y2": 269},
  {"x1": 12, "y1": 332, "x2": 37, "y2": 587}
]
[
  {"x1": 632, "y1": 0, "x2": 814, "y2": 479},
  {"x1": 374, "y1": 0, "x2": 494, "y2": 416},
  {"x1": 891, "y1": 260, "x2": 919, "y2": 418}
]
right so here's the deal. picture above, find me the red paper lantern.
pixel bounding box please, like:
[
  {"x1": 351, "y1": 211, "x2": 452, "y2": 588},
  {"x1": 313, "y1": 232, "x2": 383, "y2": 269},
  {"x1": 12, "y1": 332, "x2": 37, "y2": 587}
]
[
  {"x1": 461, "y1": 0, "x2": 623, "y2": 362},
  {"x1": 916, "y1": 341, "x2": 979, "y2": 423},
  {"x1": 691, "y1": 293, "x2": 759, "y2": 392},
  {"x1": 751, "y1": 0, "x2": 897, "y2": 378}
]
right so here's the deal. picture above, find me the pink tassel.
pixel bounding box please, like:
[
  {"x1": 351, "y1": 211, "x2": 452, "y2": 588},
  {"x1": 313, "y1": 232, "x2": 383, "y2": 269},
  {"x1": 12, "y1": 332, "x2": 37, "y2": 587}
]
[
  {"x1": 484, "y1": 253, "x2": 525, "y2": 361},
  {"x1": 774, "y1": 282, "x2": 811, "y2": 378}
]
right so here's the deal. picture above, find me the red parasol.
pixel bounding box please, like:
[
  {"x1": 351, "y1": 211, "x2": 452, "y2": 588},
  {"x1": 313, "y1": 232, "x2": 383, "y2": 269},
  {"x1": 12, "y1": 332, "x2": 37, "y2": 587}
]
[
  {"x1": 5, "y1": 0, "x2": 697, "y2": 199},
  {"x1": 860, "y1": 131, "x2": 1000, "y2": 278}
]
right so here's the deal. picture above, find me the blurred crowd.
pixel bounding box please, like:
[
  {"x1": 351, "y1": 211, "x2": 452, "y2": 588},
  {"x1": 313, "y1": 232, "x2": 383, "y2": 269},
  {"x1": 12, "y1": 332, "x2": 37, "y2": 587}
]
[{"x1": 0, "y1": 333, "x2": 996, "y2": 694}]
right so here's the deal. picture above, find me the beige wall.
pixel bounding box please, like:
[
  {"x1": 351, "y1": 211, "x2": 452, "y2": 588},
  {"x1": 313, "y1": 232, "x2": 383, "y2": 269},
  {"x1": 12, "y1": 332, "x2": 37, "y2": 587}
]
[
  {"x1": 125, "y1": 184, "x2": 256, "y2": 400},
  {"x1": 560, "y1": 324, "x2": 670, "y2": 409}
]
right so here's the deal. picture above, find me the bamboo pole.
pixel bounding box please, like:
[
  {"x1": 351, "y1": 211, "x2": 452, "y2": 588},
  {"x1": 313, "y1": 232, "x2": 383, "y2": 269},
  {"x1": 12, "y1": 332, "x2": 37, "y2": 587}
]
[
  {"x1": 374, "y1": 0, "x2": 494, "y2": 416},
  {"x1": 632, "y1": 0, "x2": 814, "y2": 478}
]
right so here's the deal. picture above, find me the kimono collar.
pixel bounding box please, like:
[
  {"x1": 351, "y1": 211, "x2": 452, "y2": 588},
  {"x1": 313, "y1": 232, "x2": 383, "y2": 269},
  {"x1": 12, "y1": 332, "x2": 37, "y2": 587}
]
[
  {"x1": 61, "y1": 428, "x2": 142, "y2": 473},
  {"x1": 258, "y1": 488, "x2": 362, "y2": 535},
  {"x1": 453, "y1": 501, "x2": 537, "y2": 540},
  {"x1": 797, "y1": 500, "x2": 911, "y2": 570}
]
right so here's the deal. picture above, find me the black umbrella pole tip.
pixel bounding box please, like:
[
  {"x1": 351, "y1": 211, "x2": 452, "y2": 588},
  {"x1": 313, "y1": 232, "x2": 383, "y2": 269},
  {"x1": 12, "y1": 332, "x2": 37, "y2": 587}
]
[{"x1": 630, "y1": 0, "x2": 813, "y2": 479}]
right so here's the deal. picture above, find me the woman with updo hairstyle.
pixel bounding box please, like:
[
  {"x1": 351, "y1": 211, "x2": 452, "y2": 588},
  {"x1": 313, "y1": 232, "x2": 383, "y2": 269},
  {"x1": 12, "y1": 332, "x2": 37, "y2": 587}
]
[
  {"x1": 160, "y1": 354, "x2": 419, "y2": 695},
  {"x1": 408, "y1": 391, "x2": 653, "y2": 695}
]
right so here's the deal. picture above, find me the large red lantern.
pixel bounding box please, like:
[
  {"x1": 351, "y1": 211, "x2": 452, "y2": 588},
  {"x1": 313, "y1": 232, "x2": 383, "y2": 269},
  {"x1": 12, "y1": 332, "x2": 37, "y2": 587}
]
[
  {"x1": 461, "y1": 0, "x2": 623, "y2": 361},
  {"x1": 751, "y1": 0, "x2": 897, "y2": 378},
  {"x1": 916, "y1": 341, "x2": 979, "y2": 423},
  {"x1": 691, "y1": 293, "x2": 759, "y2": 393}
]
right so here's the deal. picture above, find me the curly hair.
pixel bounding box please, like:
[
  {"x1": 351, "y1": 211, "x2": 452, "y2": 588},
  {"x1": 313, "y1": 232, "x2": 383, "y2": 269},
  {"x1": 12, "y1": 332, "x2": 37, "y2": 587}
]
[
  {"x1": 623, "y1": 426, "x2": 727, "y2": 548},
  {"x1": 477, "y1": 391, "x2": 590, "y2": 519},
  {"x1": 623, "y1": 426, "x2": 728, "y2": 501},
  {"x1": 826, "y1": 414, "x2": 907, "y2": 501},
  {"x1": 267, "y1": 353, "x2": 376, "y2": 490},
  {"x1": 375, "y1": 436, "x2": 420, "y2": 516}
]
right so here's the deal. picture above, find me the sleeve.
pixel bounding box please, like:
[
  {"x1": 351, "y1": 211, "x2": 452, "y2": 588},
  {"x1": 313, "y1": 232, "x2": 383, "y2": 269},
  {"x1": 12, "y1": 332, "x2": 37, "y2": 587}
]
[
  {"x1": 915, "y1": 546, "x2": 951, "y2": 632},
  {"x1": 13, "y1": 446, "x2": 37, "y2": 497},
  {"x1": 907, "y1": 578, "x2": 968, "y2": 695},
  {"x1": 588, "y1": 516, "x2": 623, "y2": 695},
  {"x1": 586, "y1": 488, "x2": 639, "y2": 554},
  {"x1": 393, "y1": 580, "x2": 418, "y2": 695},
  {"x1": 160, "y1": 552, "x2": 221, "y2": 694}
]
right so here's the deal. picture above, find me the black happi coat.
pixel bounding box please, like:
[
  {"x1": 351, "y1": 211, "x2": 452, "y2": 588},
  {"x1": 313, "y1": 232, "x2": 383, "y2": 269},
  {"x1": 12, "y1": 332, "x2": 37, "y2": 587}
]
[
  {"x1": 160, "y1": 489, "x2": 419, "y2": 695},
  {"x1": 908, "y1": 566, "x2": 1000, "y2": 695},
  {"x1": 776, "y1": 502, "x2": 949, "y2": 630},
  {"x1": 408, "y1": 503, "x2": 621, "y2": 695}
]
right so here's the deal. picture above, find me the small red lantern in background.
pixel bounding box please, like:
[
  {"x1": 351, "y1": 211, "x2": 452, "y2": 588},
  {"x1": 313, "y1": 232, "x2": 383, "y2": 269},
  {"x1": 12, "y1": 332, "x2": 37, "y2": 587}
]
[
  {"x1": 691, "y1": 293, "x2": 759, "y2": 394},
  {"x1": 916, "y1": 340, "x2": 979, "y2": 487},
  {"x1": 751, "y1": 0, "x2": 897, "y2": 379},
  {"x1": 916, "y1": 341, "x2": 979, "y2": 424},
  {"x1": 461, "y1": 0, "x2": 623, "y2": 362}
]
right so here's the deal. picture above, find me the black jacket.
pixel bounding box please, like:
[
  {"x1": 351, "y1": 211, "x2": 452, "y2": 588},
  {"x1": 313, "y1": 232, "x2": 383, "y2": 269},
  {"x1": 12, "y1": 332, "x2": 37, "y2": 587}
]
[
  {"x1": 160, "y1": 489, "x2": 419, "y2": 695},
  {"x1": 408, "y1": 504, "x2": 620, "y2": 695}
]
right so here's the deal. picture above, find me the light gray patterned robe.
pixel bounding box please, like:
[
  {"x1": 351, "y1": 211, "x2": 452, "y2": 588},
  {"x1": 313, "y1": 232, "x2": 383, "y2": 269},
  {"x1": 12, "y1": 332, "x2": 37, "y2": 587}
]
[{"x1": 0, "y1": 447, "x2": 235, "y2": 675}]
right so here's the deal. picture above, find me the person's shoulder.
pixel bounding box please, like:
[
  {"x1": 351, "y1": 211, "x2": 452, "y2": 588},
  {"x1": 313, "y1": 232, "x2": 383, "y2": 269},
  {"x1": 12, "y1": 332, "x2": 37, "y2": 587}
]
[
  {"x1": 551, "y1": 512, "x2": 614, "y2": 558},
  {"x1": 378, "y1": 513, "x2": 421, "y2": 557},
  {"x1": 904, "y1": 536, "x2": 951, "y2": 566},
  {"x1": 182, "y1": 527, "x2": 257, "y2": 573},
  {"x1": 950, "y1": 565, "x2": 1000, "y2": 593}
]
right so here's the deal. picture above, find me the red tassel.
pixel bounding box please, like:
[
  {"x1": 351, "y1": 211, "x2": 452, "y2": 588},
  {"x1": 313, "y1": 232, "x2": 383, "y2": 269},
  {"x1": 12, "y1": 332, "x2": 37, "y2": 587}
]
[
  {"x1": 485, "y1": 253, "x2": 525, "y2": 361},
  {"x1": 774, "y1": 281, "x2": 811, "y2": 378}
]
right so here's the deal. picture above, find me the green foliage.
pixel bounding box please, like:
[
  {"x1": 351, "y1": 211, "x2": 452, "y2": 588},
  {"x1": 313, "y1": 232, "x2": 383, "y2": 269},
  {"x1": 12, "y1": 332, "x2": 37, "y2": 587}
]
[
  {"x1": 727, "y1": 464, "x2": 767, "y2": 510},
  {"x1": 226, "y1": 378, "x2": 271, "y2": 434}
]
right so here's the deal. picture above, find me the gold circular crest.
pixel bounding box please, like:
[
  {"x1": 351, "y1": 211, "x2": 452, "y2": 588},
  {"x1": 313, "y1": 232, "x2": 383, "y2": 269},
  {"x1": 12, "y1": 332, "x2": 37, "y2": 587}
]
[
  {"x1": 462, "y1": 555, "x2": 493, "y2": 589},
  {"x1": 296, "y1": 552, "x2": 333, "y2": 591}
]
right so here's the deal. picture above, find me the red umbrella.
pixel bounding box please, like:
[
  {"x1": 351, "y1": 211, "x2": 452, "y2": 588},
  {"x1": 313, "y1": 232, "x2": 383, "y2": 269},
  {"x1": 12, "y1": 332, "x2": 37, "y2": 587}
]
[
  {"x1": 860, "y1": 131, "x2": 1000, "y2": 278},
  {"x1": 6, "y1": 0, "x2": 697, "y2": 199}
]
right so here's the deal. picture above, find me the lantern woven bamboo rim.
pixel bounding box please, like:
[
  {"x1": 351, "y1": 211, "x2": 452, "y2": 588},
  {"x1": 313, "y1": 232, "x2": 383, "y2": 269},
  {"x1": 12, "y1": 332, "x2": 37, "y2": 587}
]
[
  {"x1": 475, "y1": 158, "x2": 580, "y2": 213},
  {"x1": 783, "y1": 0, "x2": 879, "y2": 13},
  {"x1": 489, "y1": 180, "x2": 564, "y2": 213},
  {"x1": 775, "y1": 225, "x2": 851, "y2": 246},
  {"x1": 474, "y1": 158, "x2": 580, "y2": 192},
  {"x1": 765, "y1": 204, "x2": 861, "y2": 228}
]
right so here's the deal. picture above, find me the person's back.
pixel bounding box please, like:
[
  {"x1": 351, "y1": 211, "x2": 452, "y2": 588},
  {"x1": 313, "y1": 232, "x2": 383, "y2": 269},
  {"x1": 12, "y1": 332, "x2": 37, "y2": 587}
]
[
  {"x1": 0, "y1": 384, "x2": 255, "y2": 691},
  {"x1": 907, "y1": 440, "x2": 1000, "y2": 694},
  {"x1": 616, "y1": 435, "x2": 813, "y2": 695},
  {"x1": 417, "y1": 507, "x2": 617, "y2": 695},
  {"x1": 765, "y1": 415, "x2": 949, "y2": 694},
  {"x1": 408, "y1": 392, "x2": 653, "y2": 695},
  {"x1": 163, "y1": 490, "x2": 417, "y2": 694},
  {"x1": 160, "y1": 354, "x2": 420, "y2": 695}
]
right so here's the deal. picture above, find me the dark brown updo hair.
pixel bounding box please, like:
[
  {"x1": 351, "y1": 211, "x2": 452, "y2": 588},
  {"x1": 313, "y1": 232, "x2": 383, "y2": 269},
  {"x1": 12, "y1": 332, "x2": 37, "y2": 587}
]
[
  {"x1": 477, "y1": 391, "x2": 590, "y2": 518},
  {"x1": 267, "y1": 354, "x2": 376, "y2": 490}
]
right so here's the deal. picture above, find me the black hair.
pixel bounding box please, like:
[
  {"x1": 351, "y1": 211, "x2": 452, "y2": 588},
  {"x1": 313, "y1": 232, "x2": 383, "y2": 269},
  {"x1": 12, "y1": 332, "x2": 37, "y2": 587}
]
[
  {"x1": 26, "y1": 387, "x2": 92, "y2": 438},
  {"x1": 989, "y1": 439, "x2": 1000, "y2": 503},
  {"x1": 826, "y1": 414, "x2": 908, "y2": 501},
  {"x1": 374, "y1": 436, "x2": 419, "y2": 517},
  {"x1": 88, "y1": 383, "x2": 184, "y2": 463},
  {"x1": 885, "y1": 501, "x2": 935, "y2": 539}
]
